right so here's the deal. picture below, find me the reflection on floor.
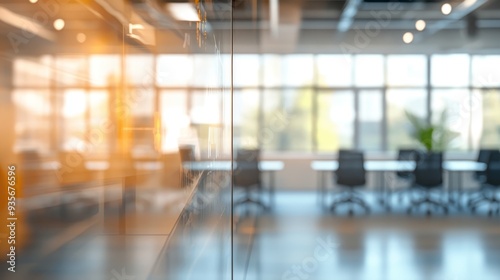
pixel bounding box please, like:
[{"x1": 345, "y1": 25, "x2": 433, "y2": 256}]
[
  {"x1": 234, "y1": 192, "x2": 500, "y2": 280},
  {"x1": 0, "y1": 184, "x2": 188, "y2": 280},
  {"x1": 15, "y1": 233, "x2": 167, "y2": 280},
  {"x1": 3, "y1": 190, "x2": 500, "y2": 280}
]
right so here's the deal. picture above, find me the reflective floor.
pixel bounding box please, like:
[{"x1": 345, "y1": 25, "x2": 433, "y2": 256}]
[
  {"x1": 2, "y1": 191, "x2": 500, "y2": 280},
  {"x1": 234, "y1": 192, "x2": 500, "y2": 280}
]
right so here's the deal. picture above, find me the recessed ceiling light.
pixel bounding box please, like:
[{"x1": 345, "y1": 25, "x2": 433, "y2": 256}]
[
  {"x1": 76, "y1": 33, "x2": 86, "y2": 43},
  {"x1": 29, "y1": 0, "x2": 38, "y2": 3},
  {"x1": 441, "y1": 3, "x2": 452, "y2": 15},
  {"x1": 166, "y1": 3, "x2": 200, "y2": 21},
  {"x1": 403, "y1": 32, "x2": 414, "y2": 44},
  {"x1": 53, "y1": 19, "x2": 65, "y2": 31},
  {"x1": 415, "y1": 20, "x2": 426, "y2": 31}
]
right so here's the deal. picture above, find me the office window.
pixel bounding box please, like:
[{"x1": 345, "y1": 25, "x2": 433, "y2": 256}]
[
  {"x1": 354, "y1": 55, "x2": 384, "y2": 87},
  {"x1": 283, "y1": 55, "x2": 314, "y2": 87},
  {"x1": 281, "y1": 89, "x2": 313, "y2": 151},
  {"x1": 316, "y1": 91, "x2": 355, "y2": 151},
  {"x1": 471, "y1": 55, "x2": 500, "y2": 87},
  {"x1": 221, "y1": 54, "x2": 232, "y2": 89},
  {"x1": 359, "y1": 90, "x2": 383, "y2": 150},
  {"x1": 387, "y1": 89, "x2": 427, "y2": 150},
  {"x1": 156, "y1": 55, "x2": 193, "y2": 87},
  {"x1": 14, "y1": 56, "x2": 52, "y2": 87},
  {"x1": 233, "y1": 89, "x2": 260, "y2": 149},
  {"x1": 55, "y1": 56, "x2": 88, "y2": 87},
  {"x1": 13, "y1": 90, "x2": 52, "y2": 153},
  {"x1": 233, "y1": 55, "x2": 260, "y2": 87},
  {"x1": 431, "y1": 54, "x2": 470, "y2": 87},
  {"x1": 259, "y1": 90, "x2": 298, "y2": 151},
  {"x1": 13, "y1": 53, "x2": 499, "y2": 155},
  {"x1": 127, "y1": 89, "x2": 155, "y2": 156},
  {"x1": 191, "y1": 90, "x2": 222, "y2": 124},
  {"x1": 129, "y1": 88, "x2": 155, "y2": 117},
  {"x1": 263, "y1": 55, "x2": 314, "y2": 87},
  {"x1": 316, "y1": 55, "x2": 353, "y2": 87},
  {"x1": 89, "y1": 55, "x2": 121, "y2": 87},
  {"x1": 89, "y1": 91, "x2": 109, "y2": 155},
  {"x1": 476, "y1": 90, "x2": 500, "y2": 148},
  {"x1": 262, "y1": 55, "x2": 282, "y2": 87},
  {"x1": 431, "y1": 89, "x2": 471, "y2": 150},
  {"x1": 59, "y1": 89, "x2": 87, "y2": 151},
  {"x1": 125, "y1": 54, "x2": 154, "y2": 86},
  {"x1": 160, "y1": 91, "x2": 189, "y2": 152},
  {"x1": 261, "y1": 90, "x2": 281, "y2": 150},
  {"x1": 221, "y1": 86, "x2": 233, "y2": 157},
  {"x1": 193, "y1": 55, "x2": 220, "y2": 88},
  {"x1": 386, "y1": 55, "x2": 427, "y2": 87},
  {"x1": 191, "y1": 90, "x2": 222, "y2": 155}
]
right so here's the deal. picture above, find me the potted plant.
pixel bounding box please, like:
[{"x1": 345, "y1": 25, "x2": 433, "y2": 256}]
[{"x1": 405, "y1": 109, "x2": 459, "y2": 152}]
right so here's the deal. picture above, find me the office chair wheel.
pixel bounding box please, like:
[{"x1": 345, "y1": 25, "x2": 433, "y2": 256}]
[
  {"x1": 471, "y1": 206, "x2": 477, "y2": 214},
  {"x1": 348, "y1": 209, "x2": 354, "y2": 216},
  {"x1": 426, "y1": 209, "x2": 432, "y2": 216}
]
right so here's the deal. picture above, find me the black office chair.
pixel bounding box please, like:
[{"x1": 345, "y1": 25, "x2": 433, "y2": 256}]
[
  {"x1": 330, "y1": 150, "x2": 370, "y2": 215},
  {"x1": 233, "y1": 149, "x2": 267, "y2": 209},
  {"x1": 469, "y1": 150, "x2": 500, "y2": 216},
  {"x1": 179, "y1": 145, "x2": 199, "y2": 186},
  {"x1": 474, "y1": 149, "x2": 496, "y2": 182},
  {"x1": 391, "y1": 149, "x2": 418, "y2": 203},
  {"x1": 179, "y1": 145, "x2": 196, "y2": 163},
  {"x1": 408, "y1": 152, "x2": 448, "y2": 215},
  {"x1": 465, "y1": 149, "x2": 497, "y2": 208}
]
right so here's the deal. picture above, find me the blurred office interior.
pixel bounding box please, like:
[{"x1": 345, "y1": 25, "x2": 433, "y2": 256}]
[{"x1": 1, "y1": 0, "x2": 500, "y2": 279}]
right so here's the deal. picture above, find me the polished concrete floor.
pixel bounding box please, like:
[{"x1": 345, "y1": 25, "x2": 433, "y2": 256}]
[
  {"x1": 234, "y1": 192, "x2": 500, "y2": 280},
  {"x1": 2, "y1": 190, "x2": 500, "y2": 280}
]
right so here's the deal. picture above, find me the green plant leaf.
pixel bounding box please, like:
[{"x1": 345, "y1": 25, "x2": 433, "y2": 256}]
[{"x1": 404, "y1": 109, "x2": 457, "y2": 152}]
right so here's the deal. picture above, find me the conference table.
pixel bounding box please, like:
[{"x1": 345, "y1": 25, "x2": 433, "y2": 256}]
[
  {"x1": 38, "y1": 160, "x2": 164, "y2": 171},
  {"x1": 183, "y1": 160, "x2": 285, "y2": 209},
  {"x1": 311, "y1": 160, "x2": 487, "y2": 208}
]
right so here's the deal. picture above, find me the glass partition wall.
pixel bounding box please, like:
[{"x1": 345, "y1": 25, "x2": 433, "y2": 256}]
[
  {"x1": 0, "y1": 0, "x2": 232, "y2": 279},
  {"x1": 147, "y1": 1, "x2": 233, "y2": 279},
  {"x1": 2, "y1": 0, "x2": 500, "y2": 280}
]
